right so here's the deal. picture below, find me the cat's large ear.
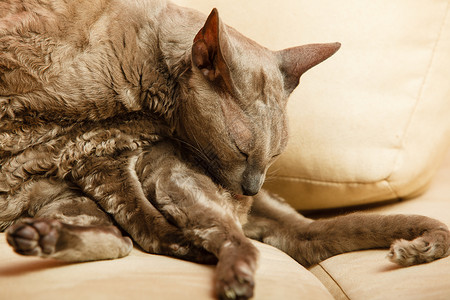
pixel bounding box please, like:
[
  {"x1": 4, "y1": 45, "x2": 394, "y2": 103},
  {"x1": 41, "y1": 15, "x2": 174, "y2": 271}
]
[
  {"x1": 192, "y1": 8, "x2": 233, "y2": 92},
  {"x1": 277, "y1": 43, "x2": 341, "y2": 93}
]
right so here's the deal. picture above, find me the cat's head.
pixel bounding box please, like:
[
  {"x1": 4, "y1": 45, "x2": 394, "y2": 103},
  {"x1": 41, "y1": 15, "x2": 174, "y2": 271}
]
[{"x1": 178, "y1": 9, "x2": 340, "y2": 196}]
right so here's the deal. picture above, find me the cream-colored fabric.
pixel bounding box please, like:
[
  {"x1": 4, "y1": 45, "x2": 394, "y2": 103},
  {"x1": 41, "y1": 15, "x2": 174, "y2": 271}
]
[
  {"x1": 0, "y1": 239, "x2": 332, "y2": 300},
  {"x1": 309, "y1": 149, "x2": 450, "y2": 300},
  {"x1": 174, "y1": 0, "x2": 450, "y2": 210},
  {"x1": 311, "y1": 250, "x2": 450, "y2": 300}
]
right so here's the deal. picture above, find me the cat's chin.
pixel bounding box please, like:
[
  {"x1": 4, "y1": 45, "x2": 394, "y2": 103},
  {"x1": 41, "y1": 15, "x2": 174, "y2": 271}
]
[{"x1": 233, "y1": 194, "x2": 249, "y2": 201}]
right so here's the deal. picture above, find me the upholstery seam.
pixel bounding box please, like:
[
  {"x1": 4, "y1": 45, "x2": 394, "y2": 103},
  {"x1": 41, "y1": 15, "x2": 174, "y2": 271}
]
[
  {"x1": 315, "y1": 263, "x2": 351, "y2": 300},
  {"x1": 383, "y1": 0, "x2": 450, "y2": 199},
  {"x1": 267, "y1": 174, "x2": 397, "y2": 185}
]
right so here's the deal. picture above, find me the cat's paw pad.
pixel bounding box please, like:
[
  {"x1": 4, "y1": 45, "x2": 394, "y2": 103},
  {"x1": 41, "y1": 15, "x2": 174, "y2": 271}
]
[
  {"x1": 216, "y1": 260, "x2": 255, "y2": 300},
  {"x1": 6, "y1": 219, "x2": 61, "y2": 257},
  {"x1": 388, "y1": 231, "x2": 450, "y2": 266}
]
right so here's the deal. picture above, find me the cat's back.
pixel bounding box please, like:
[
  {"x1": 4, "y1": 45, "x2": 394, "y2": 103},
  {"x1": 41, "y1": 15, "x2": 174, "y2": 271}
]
[
  {"x1": 0, "y1": 0, "x2": 168, "y2": 31},
  {"x1": 0, "y1": 0, "x2": 170, "y2": 122}
]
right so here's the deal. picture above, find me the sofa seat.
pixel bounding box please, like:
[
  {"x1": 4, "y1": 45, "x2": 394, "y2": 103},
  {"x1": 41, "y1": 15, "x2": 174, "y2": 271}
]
[{"x1": 0, "y1": 235, "x2": 333, "y2": 299}]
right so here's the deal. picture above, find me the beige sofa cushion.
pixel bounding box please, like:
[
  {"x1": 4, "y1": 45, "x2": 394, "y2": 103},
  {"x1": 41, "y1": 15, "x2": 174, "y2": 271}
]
[
  {"x1": 0, "y1": 237, "x2": 333, "y2": 300},
  {"x1": 174, "y1": 0, "x2": 450, "y2": 210}
]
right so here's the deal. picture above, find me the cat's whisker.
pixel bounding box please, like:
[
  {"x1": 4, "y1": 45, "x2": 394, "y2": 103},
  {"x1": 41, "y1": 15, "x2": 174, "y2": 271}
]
[
  {"x1": 266, "y1": 166, "x2": 282, "y2": 179},
  {"x1": 262, "y1": 177, "x2": 275, "y2": 183},
  {"x1": 187, "y1": 128, "x2": 207, "y2": 156},
  {"x1": 169, "y1": 136, "x2": 211, "y2": 164},
  {"x1": 177, "y1": 129, "x2": 234, "y2": 188}
]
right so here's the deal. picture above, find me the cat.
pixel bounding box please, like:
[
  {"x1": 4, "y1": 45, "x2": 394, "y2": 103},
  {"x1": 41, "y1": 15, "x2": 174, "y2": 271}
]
[{"x1": 1, "y1": 0, "x2": 449, "y2": 299}]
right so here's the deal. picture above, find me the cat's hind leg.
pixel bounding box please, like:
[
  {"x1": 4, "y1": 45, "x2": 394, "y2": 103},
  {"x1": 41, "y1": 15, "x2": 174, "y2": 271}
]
[
  {"x1": 6, "y1": 218, "x2": 132, "y2": 262},
  {"x1": 244, "y1": 190, "x2": 450, "y2": 267},
  {"x1": 6, "y1": 179, "x2": 132, "y2": 262}
]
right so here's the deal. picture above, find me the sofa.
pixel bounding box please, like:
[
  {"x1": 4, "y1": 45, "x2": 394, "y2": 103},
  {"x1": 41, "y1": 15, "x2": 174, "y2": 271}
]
[{"x1": 1, "y1": 0, "x2": 450, "y2": 299}]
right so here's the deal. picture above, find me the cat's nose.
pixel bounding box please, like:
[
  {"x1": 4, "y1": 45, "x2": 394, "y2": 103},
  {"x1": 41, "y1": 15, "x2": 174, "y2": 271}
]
[
  {"x1": 241, "y1": 183, "x2": 259, "y2": 196},
  {"x1": 241, "y1": 173, "x2": 265, "y2": 196}
]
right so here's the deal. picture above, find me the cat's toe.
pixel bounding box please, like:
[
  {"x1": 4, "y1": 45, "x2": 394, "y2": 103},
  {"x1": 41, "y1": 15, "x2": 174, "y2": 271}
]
[
  {"x1": 6, "y1": 218, "x2": 61, "y2": 257},
  {"x1": 388, "y1": 230, "x2": 450, "y2": 266},
  {"x1": 6, "y1": 222, "x2": 40, "y2": 255},
  {"x1": 216, "y1": 260, "x2": 255, "y2": 300}
]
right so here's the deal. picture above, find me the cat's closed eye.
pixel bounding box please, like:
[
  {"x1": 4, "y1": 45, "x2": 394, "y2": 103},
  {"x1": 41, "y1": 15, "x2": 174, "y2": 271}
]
[
  {"x1": 236, "y1": 146, "x2": 249, "y2": 161},
  {"x1": 271, "y1": 153, "x2": 282, "y2": 160}
]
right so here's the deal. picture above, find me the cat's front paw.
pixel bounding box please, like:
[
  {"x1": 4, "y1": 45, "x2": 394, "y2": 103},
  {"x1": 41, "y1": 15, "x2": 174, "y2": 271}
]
[
  {"x1": 216, "y1": 259, "x2": 255, "y2": 300},
  {"x1": 215, "y1": 242, "x2": 259, "y2": 300},
  {"x1": 388, "y1": 228, "x2": 450, "y2": 266},
  {"x1": 6, "y1": 218, "x2": 61, "y2": 257}
]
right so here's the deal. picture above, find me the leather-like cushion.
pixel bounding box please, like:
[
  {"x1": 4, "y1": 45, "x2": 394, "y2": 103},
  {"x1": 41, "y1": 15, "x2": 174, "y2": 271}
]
[
  {"x1": 174, "y1": 0, "x2": 450, "y2": 210},
  {"x1": 0, "y1": 237, "x2": 333, "y2": 300}
]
